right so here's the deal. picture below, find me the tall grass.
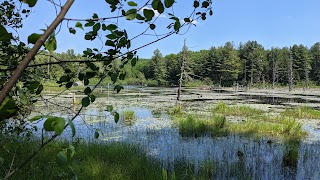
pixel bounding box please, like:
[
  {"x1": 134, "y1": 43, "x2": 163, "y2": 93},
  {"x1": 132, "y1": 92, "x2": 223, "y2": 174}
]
[
  {"x1": 281, "y1": 106, "x2": 320, "y2": 119},
  {"x1": 176, "y1": 115, "x2": 228, "y2": 137},
  {"x1": 175, "y1": 113, "x2": 306, "y2": 140},
  {"x1": 121, "y1": 110, "x2": 136, "y2": 125},
  {"x1": 0, "y1": 138, "x2": 163, "y2": 179},
  {"x1": 213, "y1": 102, "x2": 265, "y2": 117}
]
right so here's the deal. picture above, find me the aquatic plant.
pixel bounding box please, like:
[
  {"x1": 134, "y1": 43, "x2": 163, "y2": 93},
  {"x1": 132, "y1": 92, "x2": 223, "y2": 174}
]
[
  {"x1": 121, "y1": 110, "x2": 136, "y2": 125},
  {"x1": 281, "y1": 106, "x2": 320, "y2": 119},
  {"x1": 167, "y1": 105, "x2": 184, "y2": 116},
  {"x1": 213, "y1": 102, "x2": 265, "y2": 117},
  {"x1": 176, "y1": 114, "x2": 228, "y2": 137}
]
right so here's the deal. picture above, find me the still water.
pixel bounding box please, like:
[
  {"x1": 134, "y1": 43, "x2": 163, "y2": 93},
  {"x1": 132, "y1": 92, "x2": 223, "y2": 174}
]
[{"x1": 33, "y1": 107, "x2": 320, "y2": 180}]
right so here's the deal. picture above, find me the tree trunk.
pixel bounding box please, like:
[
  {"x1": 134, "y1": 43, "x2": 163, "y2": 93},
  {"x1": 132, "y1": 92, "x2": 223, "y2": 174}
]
[
  {"x1": 0, "y1": 0, "x2": 75, "y2": 105},
  {"x1": 177, "y1": 40, "x2": 187, "y2": 103}
]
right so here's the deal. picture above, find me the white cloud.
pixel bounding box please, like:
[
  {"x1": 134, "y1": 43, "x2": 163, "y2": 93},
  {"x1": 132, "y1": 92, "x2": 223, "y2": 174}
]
[{"x1": 140, "y1": 7, "x2": 166, "y2": 18}]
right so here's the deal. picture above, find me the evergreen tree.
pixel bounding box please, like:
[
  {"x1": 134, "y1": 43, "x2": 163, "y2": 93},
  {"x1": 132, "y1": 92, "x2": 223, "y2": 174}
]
[
  {"x1": 310, "y1": 42, "x2": 320, "y2": 84},
  {"x1": 150, "y1": 49, "x2": 167, "y2": 86}
]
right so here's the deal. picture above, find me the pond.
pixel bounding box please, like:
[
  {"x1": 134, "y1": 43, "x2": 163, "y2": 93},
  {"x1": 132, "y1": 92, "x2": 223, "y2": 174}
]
[{"x1": 37, "y1": 106, "x2": 320, "y2": 179}]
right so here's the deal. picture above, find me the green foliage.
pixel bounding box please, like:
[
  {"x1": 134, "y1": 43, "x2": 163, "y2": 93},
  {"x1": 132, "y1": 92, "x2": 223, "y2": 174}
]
[
  {"x1": 121, "y1": 110, "x2": 136, "y2": 125},
  {"x1": 176, "y1": 114, "x2": 227, "y2": 137},
  {"x1": 213, "y1": 102, "x2": 265, "y2": 117},
  {"x1": 281, "y1": 106, "x2": 320, "y2": 119},
  {"x1": 0, "y1": 98, "x2": 18, "y2": 121}
]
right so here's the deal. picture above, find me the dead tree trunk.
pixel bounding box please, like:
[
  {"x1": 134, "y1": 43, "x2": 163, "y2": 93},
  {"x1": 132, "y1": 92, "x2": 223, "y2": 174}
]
[
  {"x1": 289, "y1": 48, "x2": 293, "y2": 92},
  {"x1": 177, "y1": 40, "x2": 187, "y2": 103}
]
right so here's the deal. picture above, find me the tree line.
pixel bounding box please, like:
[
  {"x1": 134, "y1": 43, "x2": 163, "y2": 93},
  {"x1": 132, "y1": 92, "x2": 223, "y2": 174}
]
[
  {"x1": 30, "y1": 41, "x2": 320, "y2": 89},
  {"x1": 132, "y1": 41, "x2": 320, "y2": 88}
]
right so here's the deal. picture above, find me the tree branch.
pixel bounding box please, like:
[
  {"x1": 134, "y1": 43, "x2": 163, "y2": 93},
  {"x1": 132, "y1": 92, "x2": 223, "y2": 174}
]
[{"x1": 0, "y1": 0, "x2": 75, "y2": 105}]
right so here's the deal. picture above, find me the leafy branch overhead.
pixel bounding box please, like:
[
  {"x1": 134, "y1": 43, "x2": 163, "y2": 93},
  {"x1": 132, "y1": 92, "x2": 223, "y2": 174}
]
[{"x1": 0, "y1": 1, "x2": 213, "y2": 177}]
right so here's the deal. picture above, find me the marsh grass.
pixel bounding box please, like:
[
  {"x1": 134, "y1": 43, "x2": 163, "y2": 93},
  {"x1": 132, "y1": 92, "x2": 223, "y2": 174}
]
[
  {"x1": 281, "y1": 106, "x2": 320, "y2": 119},
  {"x1": 175, "y1": 113, "x2": 306, "y2": 140},
  {"x1": 176, "y1": 115, "x2": 228, "y2": 137},
  {"x1": 228, "y1": 118, "x2": 306, "y2": 140},
  {"x1": 0, "y1": 137, "x2": 163, "y2": 180},
  {"x1": 121, "y1": 110, "x2": 136, "y2": 125},
  {"x1": 167, "y1": 105, "x2": 184, "y2": 116},
  {"x1": 213, "y1": 102, "x2": 265, "y2": 117}
]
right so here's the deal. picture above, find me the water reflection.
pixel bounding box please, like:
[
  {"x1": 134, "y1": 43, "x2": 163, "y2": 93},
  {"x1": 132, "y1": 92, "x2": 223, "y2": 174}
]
[{"x1": 38, "y1": 107, "x2": 320, "y2": 179}]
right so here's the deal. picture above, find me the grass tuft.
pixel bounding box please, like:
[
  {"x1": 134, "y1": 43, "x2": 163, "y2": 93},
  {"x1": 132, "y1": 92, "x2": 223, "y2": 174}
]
[
  {"x1": 121, "y1": 110, "x2": 136, "y2": 125},
  {"x1": 281, "y1": 106, "x2": 320, "y2": 119},
  {"x1": 213, "y1": 102, "x2": 265, "y2": 117}
]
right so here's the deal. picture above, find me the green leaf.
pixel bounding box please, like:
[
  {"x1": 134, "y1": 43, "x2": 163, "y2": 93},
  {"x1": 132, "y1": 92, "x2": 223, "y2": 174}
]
[
  {"x1": 28, "y1": 81, "x2": 39, "y2": 90},
  {"x1": 43, "y1": 117, "x2": 66, "y2": 135},
  {"x1": 82, "y1": 97, "x2": 90, "y2": 107},
  {"x1": 157, "y1": 1, "x2": 164, "y2": 13},
  {"x1": 128, "y1": 1, "x2": 137, "y2": 6},
  {"x1": 106, "y1": 105, "x2": 113, "y2": 112},
  {"x1": 114, "y1": 85, "x2": 124, "y2": 93},
  {"x1": 36, "y1": 84, "x2": 43, "y2": 95},
  {"x1": 106, "y1": 34, "x2": 117, "y2": 39},
  {"x1": 0, "y1": 98, "x2": 18, "y2": 121},
  {"x1": 126, "y1": 9, "x2": 137, "y2": 20},
  {"x1": 152, "y1": 0, "x2": 160, "y2": 10},
  {"x1": 66, "y1": 82, "x2": 73, "y2": 88},
  {"x1": 102, "y1": 24, "x2": 107, "y2": 31},
  {"x1": 27, "y1": 33, "x2": 41, "y2": 44},
  {"x1": 105, "y1": 0, "x2": 117, "y2": 5},
  {"x1": 174, "y1": 20, "x2": 181, "y2": 32},
  {"x1": 105, "y1": 40, "x2": 115, "y2": 47},
  {"x1": 193, "y1": 1, "x2": 199, "y2": 8},
  {"x1": 75, "y1": 22, "x2": 84, "y2": 30},
  {"x1": 143, "y1": 9, "x2": 155, "y2": 21},
  {"x1": 69, "y1": 28, "x2": 76, "y2": 34},
  {"x1": 184, "y1": 18, "x2": 190, "y2": 22},
  {"x1": 119, "y1": 73, "x2": 126, "y2": 80},
  {"x1": 106, "y1": 24, "x2": 117, "y2": 31},
  {"x1": 94, "y1": 130, "x2": 99, "y2": 139},
  {"x1": 85, "y1": 21, "x2": 95, "y2": 27},
  {"x1": 0, "y1": 25, "x2": 13, "y2": 42},
  {"x1": 68, "y1": 119, "x2": 76, "y2": 137},
  {"x1": 209, "y1": 10, "x2": 213, "y2": 16},
  {"x1": 56, "y1": 151, "x2": 68, "y2": 166},
  {"x1": 93, "y1": 13, "x2": 99, "y2": 19},
  {"x1": 84, "y1": 87, "x2": 92, "y2": 95},
  {"x1": 84, "y1": 79, "x2": 89, "y2": 85},
  {"x1": 90, "y1": 94, "x2": 96, "y2": 102},
  {"x1": 23, "y1": 0, "x2": 38, "y2": 7},
  {"x1": 114, "y1": 112, "x2": 120, "y2": 123},
  {"x1": 29, "y1": 116, "x2": 43, "y2": 122},
  {"x1": 150, "y1": 24, "x2": 156, "y2": 30},
  {"x1": 164, "y1": 0, "x2": 174, "y2": 8},
  {"x1": 131, "y1": 57, "x2": 137, "y2": 66},
  {"x1": 136, "y1": 14, "x2": 145, "y2": 20},
  {"x1": 93, "y1": 23, "x2": 101, "y2": 32},
  {"x1": 111, "y1": 73, "x2": 118, "y2": 83},
  {"x1": 202, "y1": 1, "x2": 209, "y2": 8},
  {"x1": 44, "y1": 35, "x2": 57, "y2": 53}
]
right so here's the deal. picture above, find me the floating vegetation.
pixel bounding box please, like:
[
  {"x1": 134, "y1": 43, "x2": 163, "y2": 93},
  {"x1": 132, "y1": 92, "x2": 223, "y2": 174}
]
[{"x1": 281, "y1": 106, "x2": 320, "y2": 119}]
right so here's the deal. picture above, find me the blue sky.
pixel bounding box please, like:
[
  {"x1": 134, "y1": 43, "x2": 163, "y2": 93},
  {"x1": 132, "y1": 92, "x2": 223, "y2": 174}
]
[{"x1": 18, "y1": 0, "x2": 320, "y2": 58}]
